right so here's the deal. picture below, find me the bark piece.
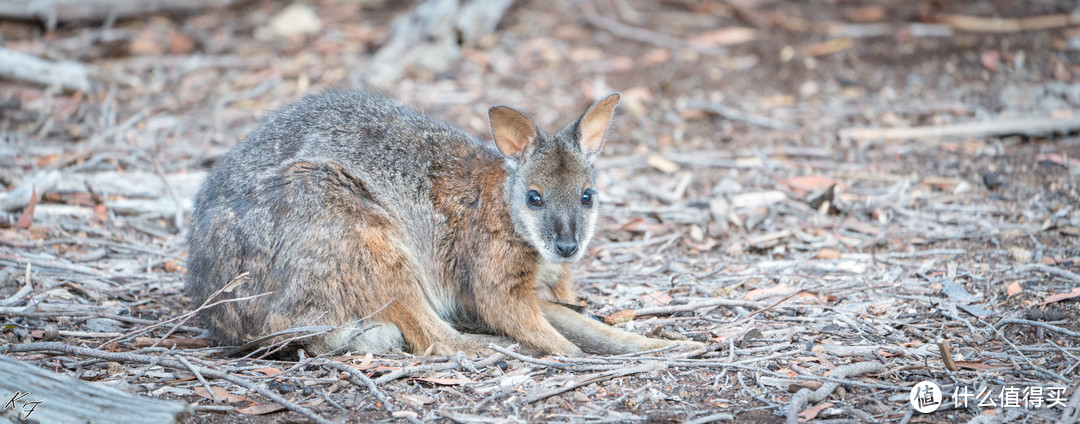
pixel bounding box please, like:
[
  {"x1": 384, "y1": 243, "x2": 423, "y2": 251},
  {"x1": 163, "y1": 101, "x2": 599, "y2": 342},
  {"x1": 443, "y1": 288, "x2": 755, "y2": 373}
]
[{"x1": 0, "y1": 355, "x2": 192, "y2": 423}]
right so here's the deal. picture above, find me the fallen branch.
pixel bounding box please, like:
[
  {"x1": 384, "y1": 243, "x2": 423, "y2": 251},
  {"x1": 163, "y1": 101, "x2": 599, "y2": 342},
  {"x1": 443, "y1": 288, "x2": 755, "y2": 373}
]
[
  {"x1": 635, "y1": 297, "x2": 825, "y2": 317},
  {"x1": 1016, "y1": 263, "x2": 1080, "y2": 284},
  {"x1": 0, "y1": 47, "x2": 93, "y2": 93},
  {"x1": 685, "y1": 101, "x2": 796, "y2": 131},
  {"x1": 316, "y1": 360, "x2": 394, "y2": 413},
  {"x1": 941, "y1": 13, "x2": 1080, "y2": 33},
  {"x1": 0, "y1": 342, "x2": 333, "y2": 424},
  {"x1": 839, "y1": 117, "x2": 1080, "y2": 141},
  {"x1": 994, "y1": 318, "x2": 1080, "y2": 339},
  {"x1": 525, "y1": 361, "x2": 662, "y2": 403},
  {"x1": 581, "y1": 2, "x2": 718, "y2": 55},
  {"x1": 0, "y1": 354, "x2": 191, "y2": 423},
  {"x1": 1057, "y1": 384, "x2": 1080, "y2": 424},
  {"x1": 684, "y1": 412, "x2": 736, "y2": 424},
  {"x1": 364, "y1": 0, "x2": 513, "y2": 88},
  {"x1": 785, "y1": 361, "x2": 885, "y2": 424},
  {"x1": 0, "y1": 170, "x2": 61, "y2": 212},
  {"x1": 374, "y1": 351, "x2": 505, "y2": 383},
  {"x1": 0, "y1": 0, "x2": 238, "y2": 29},
  {"x1": 827, "y1": 23, "x2": 952, "y2": 38},
  {"x1": 488, "y1": 344, "x2": 615, "y2": 370}
]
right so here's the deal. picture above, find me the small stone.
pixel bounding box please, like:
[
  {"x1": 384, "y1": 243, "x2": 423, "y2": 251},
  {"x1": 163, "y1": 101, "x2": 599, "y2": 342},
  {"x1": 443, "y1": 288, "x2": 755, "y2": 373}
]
[
  {"x1": 163, "y1": 260, "x2": 181, "y2": 273},
  {"x1": 42, "y1": 324, "x2": 59, "y2": 340},
  {"x1": 982, "y1": 171, "x2": 1006, "y2": 190},
  {"x1": 85, "y1": 318, "x2": 123, "y2": 333},
  {"x1": 267, "y1": 3, "x2": 322, "y2": 39},
  {"x1": 1009, "y1": 247, "x2": 1033, "y2": 264}
]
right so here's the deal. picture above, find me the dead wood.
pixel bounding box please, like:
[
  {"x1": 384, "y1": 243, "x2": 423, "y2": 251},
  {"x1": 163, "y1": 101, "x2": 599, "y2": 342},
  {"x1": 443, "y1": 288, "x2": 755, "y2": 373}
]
[
  {"x1": 364, "y1": 0, "x2": 514, "y2": 88},
  {"x1": 685, "y1": 100, "x2": 796, "y2": 130},
  {"x1": 0, "y1": 355, "x2": 192, "y2": 423},
  {"x1": 0, "y1": 0, "x2": 239, "y2": 29},
  {"x1": 0, "y1": 48, "x2": 93, "y2": 93},
  {"x1": 840, "y1": 116, "x2": 1080, "y2": 141},
  {"x1": 0, "y1": 342, "x2": 334, "y2": 424},
  {"x1": 940, "y1": 13, "x2": 1080, "y2": 33},
  {"x1": 524, "y1": 361, "x2": 662, "y2": 403},
  {"x1": 784, "y1": 361, "x2": 885, "y2": 424}
]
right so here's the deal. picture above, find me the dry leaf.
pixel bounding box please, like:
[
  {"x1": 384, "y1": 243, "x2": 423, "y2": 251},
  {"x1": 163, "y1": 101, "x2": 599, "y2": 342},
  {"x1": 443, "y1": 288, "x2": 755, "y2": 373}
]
[
  {"x1": 93, "y1": 203, "x2": 108, "y2": 222},
  {"x1": 1036, "y1": 153, "x2": 1080, "y2": 167},
  {"x1": 604, "y1": 309, "x2": 637, "y2": 325},
  {"x1": 744, "y1": 285, "x2": 794, "y2": 301},
  {"x1": 401, "y1": 394, "x2": 435, "y2": 406},
  {"x1": 689, "y1": 27, "x2": 758, "y2": 46},
  {"x1": 980, "y1": 50, "x2": 1000, "y2": 71},
  {"x1": 236, "y1": 403, "x2": 286, "y2": 415},
  {"x1": 784, "y1": 175, "x2": 837, "y2": 194},
  {"x1": 646, "y1": 155, "x2": 680, "y2": 174},
  {"x1": 35, "y1": 154, "x2": 60, "y2": 167},
  {"x1": 1039, "y1": 287, "x2": 1080, "y2": 305},
  {"x1": 619, "y1": 216, "x2": 670, "y2": 233},
  {"x1": 788, "y1": 381, "x2": 823, "y2": 393},
  {"x1": 847, "y1": 5, "x2": 885, "y2": 22},
  {"x1": 798, "y1": 401, "x2": 834, "y2": 422},
  {"x1": 1006, "y1": 281, "x2": 1023, "y2": 296},
  {"x1": 15, "y1": 188, "x2": 37, "y2": 229},
  {"x1": 640, "y1": 291, "x2": 673, "y2": 307},
  {"x1": 815, "y1": 248, "x2": 842, "y2": 260},
  {"x1": 194, "y1": 386, "x2": 250, "y2": 403},
  {"x1": 163, "y1": 260, "x2": 181, "y2": 273},
  {"x1": 954, "y1": 361, "x2": 1004, "y2": 370},
  {"x1": 250, "y1": 367, "x2": 283, "y2": 377}
]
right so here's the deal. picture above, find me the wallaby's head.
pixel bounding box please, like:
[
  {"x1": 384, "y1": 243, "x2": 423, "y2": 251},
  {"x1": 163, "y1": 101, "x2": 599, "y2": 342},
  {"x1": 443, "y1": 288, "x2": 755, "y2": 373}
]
[{"x1": 490, "y1": 94, "x2": 620, "y2": 263}]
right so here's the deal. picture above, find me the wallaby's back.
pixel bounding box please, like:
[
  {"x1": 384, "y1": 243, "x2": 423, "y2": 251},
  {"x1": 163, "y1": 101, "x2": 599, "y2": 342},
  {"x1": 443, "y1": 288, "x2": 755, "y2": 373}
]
[{"x1": 187, "y1": 92, "x2": 496, "y2": 351}]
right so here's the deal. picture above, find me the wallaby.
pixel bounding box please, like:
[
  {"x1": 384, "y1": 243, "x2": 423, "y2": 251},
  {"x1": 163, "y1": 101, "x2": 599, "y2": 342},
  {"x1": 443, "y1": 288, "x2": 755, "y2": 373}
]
[{"x1": 186, "y1": 90, "x2": 701, "y2": 356}]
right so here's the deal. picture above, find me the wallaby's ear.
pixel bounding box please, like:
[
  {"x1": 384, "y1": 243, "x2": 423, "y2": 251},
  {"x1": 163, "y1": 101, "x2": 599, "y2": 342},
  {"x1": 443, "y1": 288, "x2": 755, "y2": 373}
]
[
  {"x1": 489, "y1": 106, "x2": 538, "y2": 159},
  {"x1": 577, "y1": 93, "x2": 620, "y2": 157}
]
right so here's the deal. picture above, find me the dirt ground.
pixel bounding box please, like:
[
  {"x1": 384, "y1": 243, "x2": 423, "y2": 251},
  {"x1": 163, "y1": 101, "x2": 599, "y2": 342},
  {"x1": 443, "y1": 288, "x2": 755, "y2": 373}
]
[{"x1": 1, "y1": 0, "x2": 1079, "y2": 423}]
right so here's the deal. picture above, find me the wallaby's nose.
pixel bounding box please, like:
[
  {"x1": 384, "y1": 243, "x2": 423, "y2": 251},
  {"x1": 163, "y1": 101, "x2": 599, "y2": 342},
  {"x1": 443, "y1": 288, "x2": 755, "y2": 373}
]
[{"x1": 555, "y1": 238, "x2": 578, "y2": 257}]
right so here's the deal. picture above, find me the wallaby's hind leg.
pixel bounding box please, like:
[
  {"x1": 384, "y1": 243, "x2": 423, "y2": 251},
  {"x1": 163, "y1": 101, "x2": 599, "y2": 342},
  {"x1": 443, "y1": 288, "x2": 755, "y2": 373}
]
[
  {"x1": 540, "y1": 301, "x2": 704, "y2": 355},
  {"x1": 278, "y1": 161, "x2": 515, "y2": 356},
  {"x1": 537, "y1": 275, "x2": 702, "y2": 355}
]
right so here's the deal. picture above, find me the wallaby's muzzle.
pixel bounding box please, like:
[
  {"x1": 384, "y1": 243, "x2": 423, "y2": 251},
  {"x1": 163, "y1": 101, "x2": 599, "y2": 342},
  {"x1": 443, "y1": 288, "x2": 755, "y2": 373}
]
[{"x1": 554, "y1": 237, "x2": 578, "y2": 257}]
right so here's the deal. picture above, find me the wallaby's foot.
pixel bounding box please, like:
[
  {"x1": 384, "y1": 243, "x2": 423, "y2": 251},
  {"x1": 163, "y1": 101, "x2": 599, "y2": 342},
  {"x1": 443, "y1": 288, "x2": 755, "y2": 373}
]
[{"x1": 540, "y1": 301, "x2": 700, "y2": 355}]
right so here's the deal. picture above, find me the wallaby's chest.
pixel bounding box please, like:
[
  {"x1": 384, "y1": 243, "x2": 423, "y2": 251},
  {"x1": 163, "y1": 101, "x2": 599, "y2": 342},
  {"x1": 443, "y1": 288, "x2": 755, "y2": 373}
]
[{"x1": 535, "y1": 260, "x2": 562, "y2": 290}]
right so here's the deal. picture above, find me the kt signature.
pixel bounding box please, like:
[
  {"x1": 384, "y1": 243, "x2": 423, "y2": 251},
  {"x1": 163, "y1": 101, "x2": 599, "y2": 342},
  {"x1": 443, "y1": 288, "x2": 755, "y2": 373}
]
[{"x1": 5, "y1": 392, "x2": 43, "y2": 420}]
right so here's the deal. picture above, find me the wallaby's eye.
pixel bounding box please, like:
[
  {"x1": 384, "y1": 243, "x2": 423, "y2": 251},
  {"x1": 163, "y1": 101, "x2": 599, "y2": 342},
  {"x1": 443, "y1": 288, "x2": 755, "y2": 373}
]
[
  {"x1": 581, "y1": 189, "x2": 595, "y2": 207},
  {"x1": 526, "y1": 190, "x2": 544, "y2": 209}
]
